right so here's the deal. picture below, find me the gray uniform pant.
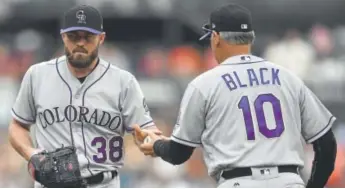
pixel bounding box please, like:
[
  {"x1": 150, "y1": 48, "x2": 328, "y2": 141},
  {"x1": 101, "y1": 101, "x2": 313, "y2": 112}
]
[{"x1": 217, "y1": 167, "x2": 305, "y2": 188}]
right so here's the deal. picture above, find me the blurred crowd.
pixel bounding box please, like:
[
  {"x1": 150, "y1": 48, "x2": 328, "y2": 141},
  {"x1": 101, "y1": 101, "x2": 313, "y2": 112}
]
[{"x1": 1, "y1": 3, "x2": 345, "y2": 187}]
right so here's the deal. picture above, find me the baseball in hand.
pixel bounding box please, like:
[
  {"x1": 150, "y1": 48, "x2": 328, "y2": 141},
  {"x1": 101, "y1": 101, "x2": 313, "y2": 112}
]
[{"x1": 144, "y1": 136, "x2": 152, "y2": 143}]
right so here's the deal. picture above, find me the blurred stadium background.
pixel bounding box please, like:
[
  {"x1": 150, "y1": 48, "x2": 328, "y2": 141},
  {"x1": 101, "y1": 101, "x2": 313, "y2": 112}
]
[{"x1": 0, "y1": 0, "x2": 345, "y2": 187}]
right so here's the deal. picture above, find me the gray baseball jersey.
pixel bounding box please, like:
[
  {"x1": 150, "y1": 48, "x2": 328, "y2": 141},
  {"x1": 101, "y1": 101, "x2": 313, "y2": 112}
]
[
  {"x1": 171, "y1": 54, "x2": 336, "y2": 180},
  {"x1": 11, "y1": 56, "x2": 155, "y2": 177}
]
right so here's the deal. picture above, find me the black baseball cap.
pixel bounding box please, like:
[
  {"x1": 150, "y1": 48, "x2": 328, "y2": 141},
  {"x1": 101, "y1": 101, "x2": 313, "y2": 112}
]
[
  {"x1": 199, "y1": 4, "x2": 253, "y2": 41},
  {"x1": 60, "y1": 5, "x2": 103, "y2": 34}
]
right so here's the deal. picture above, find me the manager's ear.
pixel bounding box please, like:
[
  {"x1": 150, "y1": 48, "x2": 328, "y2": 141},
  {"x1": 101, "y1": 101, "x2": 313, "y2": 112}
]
[{"x1": 212, "y1": 31, "x2": 220, "y2": 47}]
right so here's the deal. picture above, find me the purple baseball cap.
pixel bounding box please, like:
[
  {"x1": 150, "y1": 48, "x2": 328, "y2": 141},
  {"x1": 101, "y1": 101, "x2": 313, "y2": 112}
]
[{"x1": 60, "y1": 5, "x2": 103, "y2": 34}]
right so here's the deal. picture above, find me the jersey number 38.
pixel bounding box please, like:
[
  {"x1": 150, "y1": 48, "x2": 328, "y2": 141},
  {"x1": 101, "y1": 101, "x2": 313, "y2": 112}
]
[
  {"x1": 91, "y1": 136, "x2": 123, "y2": 163},
  {"x1": 238, "y1": 93, "x2": 285, "y2": 140}
]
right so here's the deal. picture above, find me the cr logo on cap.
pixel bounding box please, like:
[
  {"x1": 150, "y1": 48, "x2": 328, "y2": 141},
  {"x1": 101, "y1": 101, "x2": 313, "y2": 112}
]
[
  {"x1": 76, "y1": 10, "x2": 86, "y2": 24},
  {"x1": 241, "y1": 24, "x2": 248, "y2": 29}
]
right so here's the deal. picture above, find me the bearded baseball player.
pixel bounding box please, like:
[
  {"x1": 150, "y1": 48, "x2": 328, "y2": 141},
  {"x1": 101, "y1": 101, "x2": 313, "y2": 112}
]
[
  {"x1": 134, "y1": 4, "x2": 337, "y2": 188},
  {"x1": 8, "y1": 4, "x2": 160, "y2": 188}
]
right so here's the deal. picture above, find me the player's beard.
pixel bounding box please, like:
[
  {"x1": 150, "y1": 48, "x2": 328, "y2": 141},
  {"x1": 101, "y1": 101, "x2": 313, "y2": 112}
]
[{"x1": 65, "y1": 45, "x2": 98, "y2": 69}]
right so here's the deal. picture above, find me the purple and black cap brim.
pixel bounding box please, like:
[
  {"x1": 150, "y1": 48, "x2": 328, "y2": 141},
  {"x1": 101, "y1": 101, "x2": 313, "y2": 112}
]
[{"x1": 60, "y1": 27, "x2": 102, "y2": 34}]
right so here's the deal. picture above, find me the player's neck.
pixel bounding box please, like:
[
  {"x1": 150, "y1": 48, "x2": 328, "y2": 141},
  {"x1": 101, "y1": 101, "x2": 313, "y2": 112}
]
[
  {"x1": 219, "y1": 45, "x2": 251, "y2": 63},
  {"x1": 68, "y1": 58, "x2": 99, "y2": 78}
]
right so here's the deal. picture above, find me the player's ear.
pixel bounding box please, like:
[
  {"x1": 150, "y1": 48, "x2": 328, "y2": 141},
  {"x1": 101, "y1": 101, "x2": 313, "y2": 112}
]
[
  {"x1": 99, "y1": 32, "x2": 106, "y2": 45},
  {"x1": 61, "y1": 34, "x2": 67, "y2": 43}
]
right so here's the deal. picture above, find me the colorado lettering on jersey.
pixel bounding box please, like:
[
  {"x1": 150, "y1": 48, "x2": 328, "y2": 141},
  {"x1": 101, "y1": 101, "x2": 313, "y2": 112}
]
[
  {"x1": 221, "y1": 67, "x2": 281, "y2": 91},
  {"x1": 37, "y1": 105, "x2": 122, "y2": 131}
]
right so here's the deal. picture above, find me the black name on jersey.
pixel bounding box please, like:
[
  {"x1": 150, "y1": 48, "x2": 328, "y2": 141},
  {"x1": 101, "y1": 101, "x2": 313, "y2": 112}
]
[
  {"x1": 221, "y1": 67, "x2": 281, "y2": 91},
  {"x1": 37, "y1": 105, "x2": 122, "y2": 131}
]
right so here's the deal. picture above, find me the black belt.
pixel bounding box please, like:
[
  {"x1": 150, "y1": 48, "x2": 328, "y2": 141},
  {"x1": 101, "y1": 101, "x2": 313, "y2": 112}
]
[
  {"x1": 221, "y1": 165, "x2": 298, "y2": 180},
  {"x1": 85, "y1": 171, "x2": 117, "y2": 185}
]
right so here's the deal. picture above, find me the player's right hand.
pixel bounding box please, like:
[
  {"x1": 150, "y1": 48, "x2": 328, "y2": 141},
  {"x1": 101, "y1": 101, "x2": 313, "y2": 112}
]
[{"x1": 133, "y1": 124, "x2": 148, "y2": 143}]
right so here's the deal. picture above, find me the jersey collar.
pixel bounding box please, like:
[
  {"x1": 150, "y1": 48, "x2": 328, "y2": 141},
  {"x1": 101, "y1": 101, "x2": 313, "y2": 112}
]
[
  {"x1": 220, "y1": 54, "x2": 265, "y2": 65},
  {"x1": 57, "y1": 56, "x2": 110, "y2": 88}
]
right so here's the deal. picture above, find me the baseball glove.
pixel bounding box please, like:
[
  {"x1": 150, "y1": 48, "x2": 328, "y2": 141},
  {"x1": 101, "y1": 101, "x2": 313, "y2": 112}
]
[{"x1": 28, "y1": 146, "x2": 86, "y2": 188}]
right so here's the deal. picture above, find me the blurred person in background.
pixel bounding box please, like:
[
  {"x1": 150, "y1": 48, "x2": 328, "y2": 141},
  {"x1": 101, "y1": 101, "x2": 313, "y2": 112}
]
[
  {"x1": 167, "y1": 45, "x2": 202, "y2": 78},
  {"x1": 137, "y1": 47, "x2": 167, "y2": 78},
  {"x1": 99, "y1": 44, "x2": 132, "y2": 72},
  {"x1": 134, "y1": 3, "x2": 337, "y2": 188},
  {"x1": 263, "y1": 29, "x2": 315, "y2": 80}
]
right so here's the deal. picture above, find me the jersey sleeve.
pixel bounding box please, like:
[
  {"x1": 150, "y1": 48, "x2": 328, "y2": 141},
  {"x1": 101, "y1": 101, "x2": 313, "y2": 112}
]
[
  {"x1": 11, "y1": 66, "x2": 36, "y2": 126},
  {"x1": 171, "y1": 84, "x2": 205, "y2": 148},
  {"x1": 300, "y1": 85, "x2": 336, "y2": 143},
  {"x1": 121, "y1": 77, "x2": 154, "y2": 133}
]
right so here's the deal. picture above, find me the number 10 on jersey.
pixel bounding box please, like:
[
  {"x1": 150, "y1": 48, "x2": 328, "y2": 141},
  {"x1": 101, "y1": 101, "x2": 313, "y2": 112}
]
[{"x1": 238, "y1": 93, "x2": 285, "y2": 140}]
